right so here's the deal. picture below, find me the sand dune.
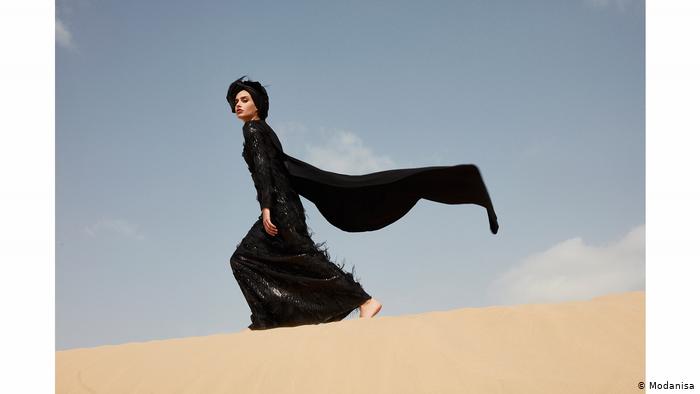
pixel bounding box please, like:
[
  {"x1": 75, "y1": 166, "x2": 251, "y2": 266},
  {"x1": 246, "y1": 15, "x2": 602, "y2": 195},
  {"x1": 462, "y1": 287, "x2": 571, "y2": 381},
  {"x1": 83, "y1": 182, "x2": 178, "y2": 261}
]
[{"x1": 56, "y1": 291, "x2": 644, "y2": 393}]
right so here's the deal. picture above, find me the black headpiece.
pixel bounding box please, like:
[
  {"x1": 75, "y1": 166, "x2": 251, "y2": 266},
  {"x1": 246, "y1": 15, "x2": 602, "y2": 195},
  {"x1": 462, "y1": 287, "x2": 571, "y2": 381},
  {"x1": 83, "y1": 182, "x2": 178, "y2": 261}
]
[{"x1": 226, "y1": 76, "x2": 270, "y2": 120}]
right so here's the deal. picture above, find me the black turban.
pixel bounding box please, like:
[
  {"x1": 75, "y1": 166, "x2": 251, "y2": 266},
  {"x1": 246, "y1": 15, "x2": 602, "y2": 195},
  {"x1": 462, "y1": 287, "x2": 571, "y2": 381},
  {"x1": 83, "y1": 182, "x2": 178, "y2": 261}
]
[{"x1": 226, "y1": 76, "x2": 270, "y2": 120}]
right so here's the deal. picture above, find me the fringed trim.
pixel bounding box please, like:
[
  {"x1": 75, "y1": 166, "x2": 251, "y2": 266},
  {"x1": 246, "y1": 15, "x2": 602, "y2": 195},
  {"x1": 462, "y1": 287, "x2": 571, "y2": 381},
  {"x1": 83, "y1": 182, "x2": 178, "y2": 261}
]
[{"x1": 307, "y1": 235, "x2": 364, "y2": 287}]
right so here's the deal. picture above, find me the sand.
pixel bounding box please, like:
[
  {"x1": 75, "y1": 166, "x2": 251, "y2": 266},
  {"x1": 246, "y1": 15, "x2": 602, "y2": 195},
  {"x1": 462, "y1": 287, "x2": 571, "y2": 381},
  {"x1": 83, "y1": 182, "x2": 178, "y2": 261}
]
[{"x1": 56, "y1": 291, "x2": 644, "y2": 393}]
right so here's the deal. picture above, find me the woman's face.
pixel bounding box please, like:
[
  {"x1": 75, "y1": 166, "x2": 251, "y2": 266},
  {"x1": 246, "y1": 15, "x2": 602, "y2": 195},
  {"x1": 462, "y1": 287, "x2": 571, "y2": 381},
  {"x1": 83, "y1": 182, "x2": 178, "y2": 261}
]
[{"x1": 234, "y1": 90, "x2": 260, "y2": 122}]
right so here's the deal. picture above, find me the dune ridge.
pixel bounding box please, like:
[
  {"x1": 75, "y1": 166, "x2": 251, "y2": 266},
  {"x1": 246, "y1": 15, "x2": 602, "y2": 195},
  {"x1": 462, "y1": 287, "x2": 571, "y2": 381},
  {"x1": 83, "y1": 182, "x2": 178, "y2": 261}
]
[{"x1": 57, "y1": 291, "x2": 644, "y2": 393}]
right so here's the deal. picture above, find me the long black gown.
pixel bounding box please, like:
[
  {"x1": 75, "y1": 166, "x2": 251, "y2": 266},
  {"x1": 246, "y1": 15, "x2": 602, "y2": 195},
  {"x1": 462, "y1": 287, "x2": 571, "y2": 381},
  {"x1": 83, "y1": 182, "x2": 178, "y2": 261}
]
[
  {"x1": 230, "y1": 120, "x2": 372, "y2": 330},
  {"x1": 230, "y1": 120, "x2": 498, "y2": 330}
]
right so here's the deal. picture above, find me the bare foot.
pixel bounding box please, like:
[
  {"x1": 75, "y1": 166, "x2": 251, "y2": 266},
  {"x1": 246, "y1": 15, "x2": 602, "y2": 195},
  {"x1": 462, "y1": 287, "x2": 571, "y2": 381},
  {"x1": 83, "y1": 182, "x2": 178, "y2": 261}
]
[{"x1": 359, "y1": 298, "x2": 382, "y2": 318}]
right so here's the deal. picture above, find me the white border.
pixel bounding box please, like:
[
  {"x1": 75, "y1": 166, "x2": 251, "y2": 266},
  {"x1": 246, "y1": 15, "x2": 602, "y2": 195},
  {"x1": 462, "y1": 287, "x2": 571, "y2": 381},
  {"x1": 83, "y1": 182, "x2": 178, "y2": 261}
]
[
  {"x1": 0, "y1": 1, "x2": 55, "y2": 393},
  {"x1": 647, "y1": 0, "x2": 700, "y2": 387}
]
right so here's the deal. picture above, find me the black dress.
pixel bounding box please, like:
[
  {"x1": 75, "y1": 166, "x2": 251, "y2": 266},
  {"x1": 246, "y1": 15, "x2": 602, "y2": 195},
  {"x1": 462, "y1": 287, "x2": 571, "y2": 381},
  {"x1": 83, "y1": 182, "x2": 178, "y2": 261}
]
[
  {"x1": 230, "y1": 119, "x2": 499, "y2": 330},
  {"x1": 230, "y1": 120, "x2": 372, "y2": 330}
]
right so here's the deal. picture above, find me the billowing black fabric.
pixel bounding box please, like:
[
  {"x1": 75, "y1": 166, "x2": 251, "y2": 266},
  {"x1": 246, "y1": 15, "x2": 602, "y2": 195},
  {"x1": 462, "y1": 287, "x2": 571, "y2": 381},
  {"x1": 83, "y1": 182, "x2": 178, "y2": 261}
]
[
  {"x1": 230, "y1": 119, "x2": 499, "y2": 330},
  {"x1": 284, "y1": 156, "x2": 499, "y2": 234},
  {"x1": 263, "y1": 121, "x2": 499, "y2": 234}
]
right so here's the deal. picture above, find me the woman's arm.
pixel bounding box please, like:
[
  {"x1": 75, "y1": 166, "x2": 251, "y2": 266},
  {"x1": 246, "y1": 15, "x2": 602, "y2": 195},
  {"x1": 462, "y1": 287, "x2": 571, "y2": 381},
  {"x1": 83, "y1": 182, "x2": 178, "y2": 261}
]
[
  {"x1": 243, "y1": 122, "x2": 274, "y2": 210},
  {"x1": 243, "y1": 122, "x2": 278, "y2": 236}
]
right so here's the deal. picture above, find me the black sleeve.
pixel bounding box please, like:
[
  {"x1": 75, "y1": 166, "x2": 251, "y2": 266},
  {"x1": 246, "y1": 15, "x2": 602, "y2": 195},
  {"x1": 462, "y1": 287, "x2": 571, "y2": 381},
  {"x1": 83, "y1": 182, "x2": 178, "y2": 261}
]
[{"x1": 243, "y1": 122, "x2": 274, "y2": 210}]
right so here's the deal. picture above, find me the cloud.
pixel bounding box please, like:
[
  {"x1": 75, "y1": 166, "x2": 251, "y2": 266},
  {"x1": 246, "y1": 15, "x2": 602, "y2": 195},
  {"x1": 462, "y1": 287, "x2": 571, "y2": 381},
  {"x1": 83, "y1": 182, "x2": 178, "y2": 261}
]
[
  {"x1": 303, "y1": 129, "x2": 396, "y2": 174},
  {"x1": 84, "y1": 219, "x2": 146, "y2": 241},
  {"x1": 56, "y1": 17, "x2": 74, "y2": 49},
  {"x1": 489, "y1": 224, "x2": 645, "y2": 305}
]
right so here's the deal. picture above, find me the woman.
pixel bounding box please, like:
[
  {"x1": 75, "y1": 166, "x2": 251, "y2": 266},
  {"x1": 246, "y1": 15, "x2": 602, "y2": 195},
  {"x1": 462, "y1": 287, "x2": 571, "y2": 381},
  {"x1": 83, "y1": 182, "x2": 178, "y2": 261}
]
[
  {"x1": 229, "y1": 77, "x2": 382, "y2": 331},
  {"x1": 227, "y1": 76, "x2": 498, "y2": 331}
]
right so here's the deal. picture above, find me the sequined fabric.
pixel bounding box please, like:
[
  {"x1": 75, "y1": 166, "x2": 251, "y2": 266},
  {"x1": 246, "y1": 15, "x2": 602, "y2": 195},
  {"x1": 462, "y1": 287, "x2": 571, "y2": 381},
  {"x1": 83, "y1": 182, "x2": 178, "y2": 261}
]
[{"x1": 231, "y1": 120, "x2": 371, "y2": 330}]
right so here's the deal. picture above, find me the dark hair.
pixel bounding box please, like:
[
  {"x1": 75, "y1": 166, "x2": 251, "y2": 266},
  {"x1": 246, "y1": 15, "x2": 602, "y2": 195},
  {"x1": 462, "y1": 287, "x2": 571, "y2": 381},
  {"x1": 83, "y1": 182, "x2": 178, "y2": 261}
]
[{"x1": 226, "y1": 76, "x2": 270, "y2": 120}]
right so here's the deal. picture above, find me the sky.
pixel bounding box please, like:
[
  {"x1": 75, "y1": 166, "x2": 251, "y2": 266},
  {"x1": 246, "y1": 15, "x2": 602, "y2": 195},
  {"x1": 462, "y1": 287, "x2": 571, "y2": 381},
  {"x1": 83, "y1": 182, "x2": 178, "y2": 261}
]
[{"x1": 55, "y1": 0, "x2": 645, "y2": 350}]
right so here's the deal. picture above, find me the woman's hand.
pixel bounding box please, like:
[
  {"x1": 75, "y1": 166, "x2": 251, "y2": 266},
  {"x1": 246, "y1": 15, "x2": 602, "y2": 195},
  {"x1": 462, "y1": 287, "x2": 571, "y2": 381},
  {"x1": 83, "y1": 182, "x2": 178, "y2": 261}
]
[{"x1": 262, "y1": 208, "x2": 278, "y2": 236}]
